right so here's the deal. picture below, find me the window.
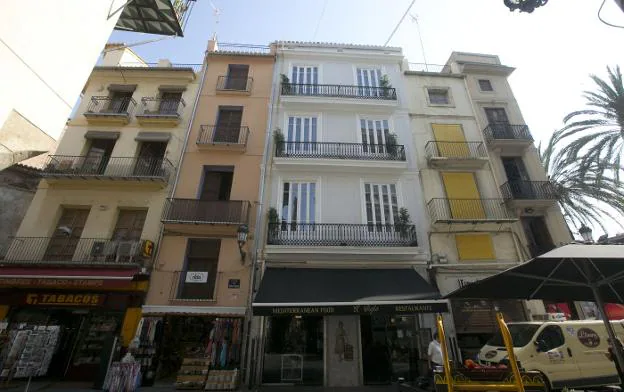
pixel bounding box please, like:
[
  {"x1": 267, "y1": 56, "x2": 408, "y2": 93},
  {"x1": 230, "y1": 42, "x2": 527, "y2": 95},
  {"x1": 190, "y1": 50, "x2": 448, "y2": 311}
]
[
  {"x1": 83, "y1": 138, "x2": 115, "y2": 174},
  {"x1": 134, "y1": 141, "x2": 167, "y2": 176},
  {"x1": 158, "y1": 91, "x2": 182, "y2": 114},
  {"x1": 536, "y1": 325, "x2": 565, "y2": 351},
  {"x1": 364, "y1": 183, "x2": 399, "y2": 226},
  {"x1": 357, "y1": 68, "x2": 382, "y2": 97},
  {"x1": 360, "y1": 118, "x2": 390, "y2": 153},
  {"x1": 281, "y1": 181, "x2": 316, "y2": 229},
  {"x1": 214, "y1": 106, "x2": 243, "y2": 143},
  {"x1": 291, "y1": 66, "x2": 318, "y2": 95},
  {"x1": 113, "y1": 210, "x2": 147, "y2": 241},
  {"x1": 286, "y1": 115, "x2": 318, "y2": 153},
  {"x1": 455, "y1": 234, "x2": 495, "y2": 261},
  {"x1": 225, "y1": 64, "x2": 250, "y2": 90},
  {"x1": 178, "y1": 239, "x2": 220, "y2": 300},
  {"x1": 45, "y1": 208, "x2": 90, "y2": 261},
  {"x1": 478, "y1": 79, "x2": 493, "y2": 92},
  {"x1": 427, "y1": 88, "x2": 450, "y2": 105}
]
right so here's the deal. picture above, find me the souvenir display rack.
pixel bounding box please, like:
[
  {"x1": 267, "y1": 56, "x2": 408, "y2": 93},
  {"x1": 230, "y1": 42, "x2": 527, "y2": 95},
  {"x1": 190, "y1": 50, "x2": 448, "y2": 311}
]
[
  {"x1": 175, "y1": 357, "x2": 210, "y2": 390},
  {"x1": 72, "y1": 315, "x2": 118, "y2": 367}
]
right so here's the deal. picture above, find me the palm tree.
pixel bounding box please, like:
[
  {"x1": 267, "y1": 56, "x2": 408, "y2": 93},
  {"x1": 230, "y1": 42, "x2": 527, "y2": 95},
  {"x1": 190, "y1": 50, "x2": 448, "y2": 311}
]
[
  {"x1": 559, "y1": 66, "x2": 624, "y2": 178},
  {"x1": 540, "y1": 128, "x2": 624, "y2": 233}
]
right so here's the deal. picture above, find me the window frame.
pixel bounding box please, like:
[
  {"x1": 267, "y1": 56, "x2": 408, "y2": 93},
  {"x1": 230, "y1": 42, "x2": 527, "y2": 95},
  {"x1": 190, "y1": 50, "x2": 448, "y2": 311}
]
[
  {"x1": 359, "y1": 178, "x2": 404, "y2": 226},
  {"x1": 276, "y1": 176, "x2": 321, "y2": 228},
  {"x1": 425, "y1": 87, "x2": 454, "y2": 107},
  {"x1": 478, "y1": 79, "x2": 494, "y2": 92}
]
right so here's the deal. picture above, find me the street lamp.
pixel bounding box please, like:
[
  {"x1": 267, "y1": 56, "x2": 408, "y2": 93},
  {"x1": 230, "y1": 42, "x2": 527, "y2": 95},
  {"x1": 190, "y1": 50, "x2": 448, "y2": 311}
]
[
  {"x1": 237, "y1": 224, "x2": 249, "y2": 262},
  {"x1": 503, "y1": 0, "x2": 548, "y2": 13},
  {"x1": 579, "y1": 225, "x2": 594, "y2": 243}
]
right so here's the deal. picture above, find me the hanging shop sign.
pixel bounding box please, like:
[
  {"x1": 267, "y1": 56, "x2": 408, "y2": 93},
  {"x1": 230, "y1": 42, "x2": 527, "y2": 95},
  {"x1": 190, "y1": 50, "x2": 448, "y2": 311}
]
[
  {"x1": 253, "y1": 301, "x2": 449, "y2": 316},
  {"x1": 23, "y1": 293, "x2": 106, "y2": 306},
  {"x1": 185, "y1": 271, "x2": 208, "y2": 283},
  {"x1": 0, "y1": 277, "x2": 140, "y2": 290}
]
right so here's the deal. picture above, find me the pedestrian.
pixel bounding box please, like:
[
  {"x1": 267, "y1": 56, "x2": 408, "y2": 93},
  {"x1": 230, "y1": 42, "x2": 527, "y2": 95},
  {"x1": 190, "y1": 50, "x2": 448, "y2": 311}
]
[{"x1": 428, "y1": 331, "x2": 443, "y2": 389}]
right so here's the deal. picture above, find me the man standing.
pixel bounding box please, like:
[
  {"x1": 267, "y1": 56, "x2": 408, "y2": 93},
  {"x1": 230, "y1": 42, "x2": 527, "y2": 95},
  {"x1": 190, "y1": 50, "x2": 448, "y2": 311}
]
[{"x1": 428, "y1": 332, "x2": 443, "y2": 371}]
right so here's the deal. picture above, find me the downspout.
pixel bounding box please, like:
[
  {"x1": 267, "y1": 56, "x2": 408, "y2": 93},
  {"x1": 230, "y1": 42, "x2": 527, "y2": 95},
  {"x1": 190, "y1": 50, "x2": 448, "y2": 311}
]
[{"x1": 242, "y1": 48, "x2": 280, "y2": 388}]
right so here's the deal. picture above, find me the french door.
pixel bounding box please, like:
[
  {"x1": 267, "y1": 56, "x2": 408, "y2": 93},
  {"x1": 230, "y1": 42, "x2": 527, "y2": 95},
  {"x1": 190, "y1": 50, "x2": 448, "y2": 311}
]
[
  {"x1": 357, "y1": 68, "x2": 382, "y2": 97},
  {"x1": 286, "y1": 116, "x2": 318, "y2": 154},
  {"x1": 360, "y1": 118, "x2": 390, "y2": 154},
  {"x1": 291, "y1": 66, "x2": 318, "y2": 94}
]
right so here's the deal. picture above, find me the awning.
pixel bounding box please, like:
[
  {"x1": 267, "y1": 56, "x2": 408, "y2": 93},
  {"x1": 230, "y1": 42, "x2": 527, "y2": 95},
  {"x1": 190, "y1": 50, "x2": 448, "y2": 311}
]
[
  {"x1": 142, "y1": 305, "x2": 246, "y2": 316},
  {"x1": 253, "y1": 268, "x2": 447, "y2": 316},
  {"x1": 84, "y1": 131, "x2": 120, "y2": 140},
  {"x1": 135, "y1": 132, "x2": 172, "y2": 142}
]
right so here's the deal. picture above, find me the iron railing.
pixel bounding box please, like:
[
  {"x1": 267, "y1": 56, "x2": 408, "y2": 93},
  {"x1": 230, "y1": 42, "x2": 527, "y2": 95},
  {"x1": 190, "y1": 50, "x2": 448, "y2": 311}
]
[
  {"x1": 162, "y1": 199, "x2": 250, "y2": 224},
  {"x1": 425, "y1": 141, "x2": 488, "y2": 159},
  {"x1": 500, "y1": 181, "x2": 558, "y2": 200},
  {"x1": 85, "y1": 96, "x2": 136, "y2": 116},
  {"x1": 427, "y1": 198, "x2": 516, "y2": 223},
  {"x1": 197, "y1": 125, "x2": 250, "y2": 146},
  {"x1": 216, "y1": 76, "x2": 253, "y2": 92},
  {"x1": 281, "y1": 83, "x2": 397, "y2": 100},
  {"x1": 3, "y1": 237, "x2": 149, "y2": 265},
  {"x1": 213, "y1": 43, "x2": 272, "y2": 55},
  {"x1": 267, "y1": 223, "x2": 418, "y2": 247},
  {"x1": 42, "y1": 155, "x2": 173, "y2": 181},
  {"x1": 136, "y1": 97, "x2": 186, "y2": 117},
  {"x1": 96, "y1": 63, "x2": 203, "y2": 73},
  {"x1": 483, "y1": 123, "x2": 533, "y2": 142},
  {"x1": 275, "y1": 142, "x2": 406, "y2": 161},
  {"x1": 169, "y1": 270, "x2": 219, "y2": 301}
]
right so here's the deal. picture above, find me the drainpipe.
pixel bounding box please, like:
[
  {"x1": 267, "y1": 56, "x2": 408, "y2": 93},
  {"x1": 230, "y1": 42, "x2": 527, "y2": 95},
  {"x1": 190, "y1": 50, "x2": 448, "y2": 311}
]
[{"x1": 241, "y1": 47, "x2": 279, "y2": 388}]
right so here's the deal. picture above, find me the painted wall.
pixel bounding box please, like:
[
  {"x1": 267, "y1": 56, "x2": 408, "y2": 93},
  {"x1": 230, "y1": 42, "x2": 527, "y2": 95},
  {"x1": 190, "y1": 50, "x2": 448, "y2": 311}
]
[{"x1": 0, "y1": 167, "x2": 39, "y2": 253}]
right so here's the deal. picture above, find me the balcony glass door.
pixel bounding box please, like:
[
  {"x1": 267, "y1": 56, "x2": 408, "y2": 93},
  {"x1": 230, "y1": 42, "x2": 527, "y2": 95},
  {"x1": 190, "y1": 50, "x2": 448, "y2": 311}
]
[
  {"x1": 364, "y1": 183, "x2": 399, "y2": 242},
  {"x1": 287, "y1": 116, "x2": 317, "y2": 155},
  {"x1": 107, "y1": 91, "x2": 133, "y2": 113},
  {"x1": 280, "y1": 182, "x2": 316, "y2": 236},
  {"x1": 502, "y1": 157, "x2": 533, "y2": 198},
  {"x1": 484, "y1": 108, "x2": 511, "y2": 138},
  {"x1": 45, "y1": 208, "x2": 90, "y2": 261},
  {"x1": 360, "y1": 118, "x2": 390, "y2": 155},
  {"x1": 179, "y1": 239, "x2": 219, "y2": 300},
  {"x1": 432, "y1": 124, "x2": 470, "y2": 158},
  {"x1": 357, "y1": 68, "x2": 382, "y2": 97},
  {"x1": 291, "y1": 66, "x2": 318, "y2": 95}
]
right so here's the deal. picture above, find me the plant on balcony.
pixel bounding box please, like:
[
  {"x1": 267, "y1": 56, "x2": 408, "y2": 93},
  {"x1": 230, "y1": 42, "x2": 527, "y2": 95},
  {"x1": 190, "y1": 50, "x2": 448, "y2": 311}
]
[
  {"x1": 280, "y1": 74, "x2": 291, "y2": 94},
  {"x1": 274, "y1": 128, "x2": 285, "y2": 156},
  {"x1": 380, "y1": 74, "x2": 393, "y2": 97},
  {"x1": 396, "y1": 208, "x2": 414, "y2": 238},
  {"x1": 385, "y1": 133, "x2": 400, "y2": 158},
  {"x1": 268, "y1": 207, "x2": 279, "y2": 237}
]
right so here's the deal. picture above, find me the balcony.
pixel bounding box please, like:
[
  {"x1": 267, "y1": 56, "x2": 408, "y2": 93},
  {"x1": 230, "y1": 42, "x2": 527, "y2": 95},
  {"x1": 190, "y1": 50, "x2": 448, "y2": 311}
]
[
  {"x1": 2, "y1": 237, "x2": 152, "y2": 267},
  {"x1": 115, "y1": 0, "x2": 194, "y2": 37},
  {"x1": 267, "y1": 223, "x2": 418, "y2": 247},
  {"x1": 501, "y1": 181, "x2": 559, "y2": 209},
  {"x1": 83, "y1": 96, "x2": 136, "y2": 125},
  {"x1": 136, "y1": 97, "x2": 185, "y2": 126},
  {"x1": 280, "y1": 83, "x2": 397, "y2": 109},
  {"x1": 196, "y1": 125, "x2": 249, "y2": 152},
  {"x1": 162, "y1": 199, "x2": 251, "y2": 236},
  {"x1": 216, "y1": 76, "x2": 253, "y2": 94},
  {"x1": 42, "y1": 155, "x2": 173, "y2": 188},
  {"x1": 427, "y1": 198, "x2": 517, "y2": 224},
  {"x1": 483, "y1": 123, "x2": 534, "y2": 154},
  {"x1": 425, "y1": 141, "x2": 489, "y2": 169}
]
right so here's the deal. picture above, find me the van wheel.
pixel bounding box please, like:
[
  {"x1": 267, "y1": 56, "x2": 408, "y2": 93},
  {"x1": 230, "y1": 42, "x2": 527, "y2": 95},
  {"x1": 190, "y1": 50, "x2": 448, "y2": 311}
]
[{"x1": 537, "y1": 372, "x2": 553, "y2": 392}]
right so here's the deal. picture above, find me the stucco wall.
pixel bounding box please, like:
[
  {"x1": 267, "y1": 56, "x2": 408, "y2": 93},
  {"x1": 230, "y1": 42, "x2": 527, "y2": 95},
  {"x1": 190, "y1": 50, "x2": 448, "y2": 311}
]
[{"x1": 0, "y1": 167, "x2": 39, "y2": 254}]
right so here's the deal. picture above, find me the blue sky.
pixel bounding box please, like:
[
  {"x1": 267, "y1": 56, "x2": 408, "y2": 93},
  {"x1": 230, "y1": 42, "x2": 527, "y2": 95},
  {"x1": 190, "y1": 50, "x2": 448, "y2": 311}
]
[{"x1": 109, "y1": 0, "x2": 624, "y2": 236}]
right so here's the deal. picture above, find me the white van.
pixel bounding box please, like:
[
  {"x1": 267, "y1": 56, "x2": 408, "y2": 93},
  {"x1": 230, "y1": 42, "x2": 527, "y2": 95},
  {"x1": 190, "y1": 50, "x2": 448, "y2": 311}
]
[{"x1": 477, "y1": 320, "x2": 624, "y2": 390}]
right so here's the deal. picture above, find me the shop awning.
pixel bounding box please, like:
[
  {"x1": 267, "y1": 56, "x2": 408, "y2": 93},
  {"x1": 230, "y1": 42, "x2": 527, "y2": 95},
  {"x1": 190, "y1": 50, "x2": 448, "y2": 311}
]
[
  {"x1": 142, "y1": 305, "x2": 246, "y2": 316},
  {"x1": 252, "y1": 268, "x2": 447, "y2": 316}
]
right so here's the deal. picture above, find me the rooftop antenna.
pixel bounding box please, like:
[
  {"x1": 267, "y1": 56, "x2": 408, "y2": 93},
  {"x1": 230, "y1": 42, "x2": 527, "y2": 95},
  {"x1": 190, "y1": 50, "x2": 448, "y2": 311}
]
[
  {"x1": 409, "y1": 13, "x2": 429, "y2": 72},
  {"x1": 209, "y1": 0, "x2": 221, "y2": 36}
]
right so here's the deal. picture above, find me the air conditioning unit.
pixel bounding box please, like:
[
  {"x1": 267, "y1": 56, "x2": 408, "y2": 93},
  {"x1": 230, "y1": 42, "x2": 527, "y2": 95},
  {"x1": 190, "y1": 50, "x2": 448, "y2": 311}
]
[
  {"x1": 116, "y1": 241, "x2": 142, "y2": 263},
  {"x1": 91, "y1": 241, "x2": 118, "y2": 261}
]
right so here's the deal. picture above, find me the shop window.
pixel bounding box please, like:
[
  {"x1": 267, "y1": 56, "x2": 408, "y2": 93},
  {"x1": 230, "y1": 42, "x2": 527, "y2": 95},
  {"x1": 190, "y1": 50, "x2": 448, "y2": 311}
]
[
  {"x1": 262, "y1": 316, "x2": 324, "y2": 385},
  {"x1": 455, "y1": 234, "x2": 495, "y2": 261},
  {"x1": 178, "y1": 239, "x2": 220, "y2": 300}
]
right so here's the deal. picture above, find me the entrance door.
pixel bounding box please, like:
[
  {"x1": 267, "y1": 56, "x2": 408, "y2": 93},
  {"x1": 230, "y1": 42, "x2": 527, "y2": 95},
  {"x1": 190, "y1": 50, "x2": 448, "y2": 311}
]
[
  {"x1": 214, "y1": 106, "x2": 243, "y2": 144},
  {"x1": 327, "y1": 316, "x2": 360, "y2": 387},
  {"x1": 45, "y1": 208, "x2": 90, "y2": 261},
  {"x1": 521, "y1": 216, "x2": 555, "y2": 257},
  {"x1": 134, "y1": 141, "x2": 167, "y2": 176}
]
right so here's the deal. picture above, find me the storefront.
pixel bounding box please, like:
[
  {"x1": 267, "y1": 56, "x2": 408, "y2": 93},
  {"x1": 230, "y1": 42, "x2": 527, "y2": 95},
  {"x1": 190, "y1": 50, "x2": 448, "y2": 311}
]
[
  {"x1": 138, "y1": 305, "x2": 246, "y2": 390},
  {"x1": 252, "y1": 267, "x2": 448, "y2": 387},
  {"x1": 0, "y1": 266, "x2": 147, "y2": 385}
]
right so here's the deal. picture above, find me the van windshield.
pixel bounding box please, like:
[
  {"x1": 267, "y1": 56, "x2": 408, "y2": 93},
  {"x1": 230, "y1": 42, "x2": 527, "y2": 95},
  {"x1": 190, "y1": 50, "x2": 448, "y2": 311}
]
[{"x1": 486, "y1": 324, "x2": 541, "y2": 347}]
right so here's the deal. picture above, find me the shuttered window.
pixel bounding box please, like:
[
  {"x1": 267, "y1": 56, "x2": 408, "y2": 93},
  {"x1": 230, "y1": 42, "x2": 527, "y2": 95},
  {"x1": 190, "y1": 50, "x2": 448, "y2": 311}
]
[{"x1": 456, "y1": 234, "x2": 495, "y2": 261}]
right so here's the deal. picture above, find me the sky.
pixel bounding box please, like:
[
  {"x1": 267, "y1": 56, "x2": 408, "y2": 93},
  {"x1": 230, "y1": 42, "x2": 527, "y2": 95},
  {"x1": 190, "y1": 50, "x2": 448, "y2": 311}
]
[{"x1": 110, "y1": 0, "x2": 624, "y2": 237}]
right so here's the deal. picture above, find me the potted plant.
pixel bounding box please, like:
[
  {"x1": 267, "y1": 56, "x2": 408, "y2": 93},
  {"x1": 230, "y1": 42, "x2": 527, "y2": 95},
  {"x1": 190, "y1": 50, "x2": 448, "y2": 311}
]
[
  {"x1": 280, "y1": 74, "x2": 291, "y2": 94},
  {"x1": 396, "y1": 207, "x2": 414, "y2": 240},
  {"x1": 274, "y1": 128, "x2": 285, "y2": 156},
  {"x1": 385, "y1": 133, "x2": 400, "y2": 159},
  {"x1": 268, "y1": 207, "x2": 279, "y2": 240},
  {"x1": 379, "y1": 74, "x2": 393, "y2": 98}
]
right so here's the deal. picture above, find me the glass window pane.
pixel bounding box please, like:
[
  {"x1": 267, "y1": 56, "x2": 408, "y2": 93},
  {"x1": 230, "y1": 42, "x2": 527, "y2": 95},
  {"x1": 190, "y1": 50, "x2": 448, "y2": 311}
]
[
  {"x1": 309, "y1": 183, "x2": 316, "y2": 224},
  {"x1": 282, "y1": 182, "x2": 290, "y2": 223},
  {"x1": 301, "y1": 183, "x2": 308, "y2": 223},
  {"x1": 291, "y1": 183, "x2": 299, "y2": 223}
]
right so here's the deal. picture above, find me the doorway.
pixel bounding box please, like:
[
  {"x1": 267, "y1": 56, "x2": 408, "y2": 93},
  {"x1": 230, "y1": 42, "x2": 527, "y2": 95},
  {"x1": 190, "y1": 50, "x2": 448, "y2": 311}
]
[
  {"x1": 225, "y1": 64, "x2": 249, "y2": 90},
  {"x1": 521, "y1": 216, "x2": 555, "y2": 257},
  {"x1": 107, "y1": 91, "x2": 133, "y2": 113},
  {"x1": 502, "y1": 157, "x2": 533, "y2": 198},
  {"x1": 83, "y1": 138, "x2": 115, "y2": 174},
  {"x1": 45, "y1": 208, "x2": 90, "y2": 261},
  {"x1": 484, "y1": 108, "x2": 511, "y2": 138},
  {"x1": 198, "y1": 166, "x2": 235, "y2": 222},
  {"x1": 134, "y1": 141, "x2": 167, "y2": 176},
  {"x1": 214, "y1": 106, "x2": 243, "y2": 144}
]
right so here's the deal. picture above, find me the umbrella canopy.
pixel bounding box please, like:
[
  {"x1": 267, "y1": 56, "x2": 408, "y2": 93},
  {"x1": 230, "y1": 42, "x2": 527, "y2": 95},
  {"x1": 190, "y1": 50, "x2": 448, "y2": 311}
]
[{"x1": 446, "y1": 244, "x2": 624, "y2": 303}]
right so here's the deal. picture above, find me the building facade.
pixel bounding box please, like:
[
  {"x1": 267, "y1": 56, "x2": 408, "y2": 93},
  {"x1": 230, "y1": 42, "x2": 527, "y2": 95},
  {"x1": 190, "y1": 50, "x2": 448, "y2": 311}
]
[
  {"x1": 0, "y1": 0, "x2": 193, "y2": 169},
  {"x1": 139, "y1": 41, "x2": 274, "y2": 389},
  {"x1": 0, "y1": 50, "x2": 199, "y2": 384},
  {"x1": 405, "y1": 52, "x2": 572, "y2": 360},
  {"x1": 249, "y1": 42, "x2": 447, "y2": 388}
]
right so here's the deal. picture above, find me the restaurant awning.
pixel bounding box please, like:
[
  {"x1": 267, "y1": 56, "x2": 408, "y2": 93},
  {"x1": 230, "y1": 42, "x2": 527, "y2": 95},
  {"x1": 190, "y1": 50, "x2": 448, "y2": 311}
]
[{"x1": 252, "y1": 267, "x2": 447, "y2": 316}]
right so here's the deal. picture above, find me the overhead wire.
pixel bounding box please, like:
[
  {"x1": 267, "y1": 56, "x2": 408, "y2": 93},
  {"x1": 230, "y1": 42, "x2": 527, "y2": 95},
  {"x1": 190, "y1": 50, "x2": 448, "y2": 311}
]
[
  {"x1": 313, "y1": 0, "x2": 329, "y2": 40},
  {"x1": 384, "y1": 0, "x2": 417, "y2": 46},
  {"x1": 598, "y1": 0, "x2": 624, "y2": 29}
]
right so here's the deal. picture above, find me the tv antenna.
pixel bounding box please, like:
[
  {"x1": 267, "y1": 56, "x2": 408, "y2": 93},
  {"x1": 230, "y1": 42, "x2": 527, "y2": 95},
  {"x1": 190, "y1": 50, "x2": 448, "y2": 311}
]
[{"x1": 409, "y1": 13, "x2": 430, "y2": 71}]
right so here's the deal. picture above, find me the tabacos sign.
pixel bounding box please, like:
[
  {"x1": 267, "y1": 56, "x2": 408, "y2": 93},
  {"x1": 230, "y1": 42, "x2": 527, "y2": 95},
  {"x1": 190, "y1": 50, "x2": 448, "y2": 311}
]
[{"x1": 24, "y1": 293, "x2": 105, "y2": 306}]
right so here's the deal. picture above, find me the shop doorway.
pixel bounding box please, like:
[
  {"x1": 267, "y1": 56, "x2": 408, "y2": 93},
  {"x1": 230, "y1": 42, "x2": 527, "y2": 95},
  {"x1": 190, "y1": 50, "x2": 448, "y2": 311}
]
[{"x1": 361, "y1": 315, "x2": 422, "y2": 385}]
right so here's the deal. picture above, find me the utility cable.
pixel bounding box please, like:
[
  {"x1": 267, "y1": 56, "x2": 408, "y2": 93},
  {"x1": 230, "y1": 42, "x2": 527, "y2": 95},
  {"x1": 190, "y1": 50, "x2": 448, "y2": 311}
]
[
  {"x1": 313, "y1": 0, "x2": 329, "y2": 40},
  {"x1": 598, "y1": 0, "x2": 624, "y2": 29},
  {"x1": 384, "y1": 0, "x2": 417, "y2": 46}
]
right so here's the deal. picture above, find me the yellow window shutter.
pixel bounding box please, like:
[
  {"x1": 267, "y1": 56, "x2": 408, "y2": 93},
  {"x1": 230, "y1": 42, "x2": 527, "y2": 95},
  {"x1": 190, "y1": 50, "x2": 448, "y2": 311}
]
[
  {"x1": 120, "y1": 307, "x2": 142, "y2": 347},
  {"x1": 456, "y1": 234, "x2": 495, "y2": 261},
  {"x1": 441, "y1": 172, "x2": 485, "y2": 219},
  {"x1": 432, "y1": 124, "x2": 469, "y2": 158}
]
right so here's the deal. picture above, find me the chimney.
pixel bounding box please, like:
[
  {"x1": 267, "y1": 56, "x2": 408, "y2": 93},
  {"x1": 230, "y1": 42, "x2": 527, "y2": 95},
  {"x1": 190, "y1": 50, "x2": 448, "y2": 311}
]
[{"x1": 207, "y1": 34, "x2": 218, "y2": 53}]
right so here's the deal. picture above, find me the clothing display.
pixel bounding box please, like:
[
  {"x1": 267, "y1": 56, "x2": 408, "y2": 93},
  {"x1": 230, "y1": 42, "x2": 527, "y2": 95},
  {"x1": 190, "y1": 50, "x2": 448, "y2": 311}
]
[
  {"x1": 176, "y1": 357, "x2": 210, "y2": 390},
  {"x1": 133, "y1": 317, "x2": 162, "y2": 386},
  {"x1": 103, "y1": 362, "x2": 141, "y2": 392},
  {"x1": 206, "y1": 318, "x2": 242, "y2": 369}
]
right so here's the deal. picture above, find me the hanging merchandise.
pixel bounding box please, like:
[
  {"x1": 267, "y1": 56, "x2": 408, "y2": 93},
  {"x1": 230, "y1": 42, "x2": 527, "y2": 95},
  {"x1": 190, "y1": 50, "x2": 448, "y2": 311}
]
[
  {"x1": 0, "y1": 325, "x2": 61, "y2": 381},
  {"x1": 133, "y1": 317, "x2": 163, "y2": 386},
  {"x1": 103, "y1": 362, "x2": 141, "y2": 392}
]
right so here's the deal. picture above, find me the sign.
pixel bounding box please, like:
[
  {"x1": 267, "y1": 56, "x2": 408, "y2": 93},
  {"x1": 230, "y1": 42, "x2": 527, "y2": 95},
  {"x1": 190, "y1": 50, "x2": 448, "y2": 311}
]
[
  {"x1": 253, "y1": 301, "x2": 449, "y2": 316},
  {"x1": 577, "y1": 327, "x2": 601, "y2": 348},
  {"x1": 0, "y1": 277, "x2": 136, "y2": 289},
  {"x1": 24, "y1": 293, "x2": 105, "y2": 306},
  {"x1": 228, "y1": 279, "x2": 241, "y2": 289},
  {"x1": 185, "y1": 271, "x2": 208, "y2": 283},
  {"x1": 142, "y1": 240, "x2": 155, "y2": 257}
]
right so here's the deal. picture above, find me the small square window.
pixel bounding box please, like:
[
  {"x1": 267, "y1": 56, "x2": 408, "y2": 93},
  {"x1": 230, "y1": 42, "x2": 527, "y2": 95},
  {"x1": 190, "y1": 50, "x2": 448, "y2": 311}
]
[
  {"x1": 478, "y1": 79, "x2": 493, "y2": 92},
  {"x1": 427, "y1": 88, "x2": 450, "y2": 105}
]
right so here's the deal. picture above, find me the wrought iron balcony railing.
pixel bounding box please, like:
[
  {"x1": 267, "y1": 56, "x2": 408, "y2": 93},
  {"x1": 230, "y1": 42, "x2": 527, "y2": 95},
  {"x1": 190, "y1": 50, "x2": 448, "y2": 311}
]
[
  {"x1": 275, "y1": 142, "x2": 406, "y2": 161},
  {"x1": 136, "y1": 97, "x2": 185, "y2": 117},
  {"x1": 42, "y1": 155, "x2": 173, "y2": 181},
  {"x1": 427, "y1": 198, "x2": 516, "y2": 223},
  {"x1": 216, "y1": 76, "x2": 253, "y2": 92},
  {"x1": 281, "y1": 83, "x2": 397, "y2": 100},
  {"x1": 197, "y1": 125, "x2": 250, "y2": 146},
  {"x1": 162, "y1": 199, "x2": 250, "y2": 225},
  {"x1": 3, "y1": 237, "x2": 150, "y2": 265},
  {"x1": 84, "y1": 96, "x2": 136, "y2": 117},
  {"x1": 483, "y1": 123, "x2": 533, "y2": 142},
  {"x1": 501, "y1": 181, "x2": 558, "y2": 200},
  {"x1": 267, "y1": 223, "x2": 418, "y2": 247},
  {"x1": 425, "y1": 141, "x2": 488, "y2": 159}
]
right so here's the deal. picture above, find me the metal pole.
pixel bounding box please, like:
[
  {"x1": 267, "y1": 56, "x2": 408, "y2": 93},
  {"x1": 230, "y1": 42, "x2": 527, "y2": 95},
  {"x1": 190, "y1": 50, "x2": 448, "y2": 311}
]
[
  {"x1": 436, "y1": 314, "x2": 453, "y2": 392},
  {"x1": 591, "y1": 285, "x2": 624, "y2": 387},
  {"x1": 497, "y1": 313, "x2": 525, "y2": 392}
]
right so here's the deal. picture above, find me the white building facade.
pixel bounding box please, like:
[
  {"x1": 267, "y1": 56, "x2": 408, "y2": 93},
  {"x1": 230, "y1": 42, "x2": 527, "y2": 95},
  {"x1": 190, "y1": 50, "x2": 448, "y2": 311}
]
[{"x1": 250, "y1": 42, "x2": 448, "y2": 387}]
